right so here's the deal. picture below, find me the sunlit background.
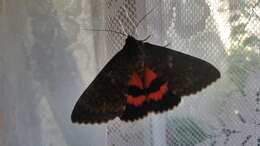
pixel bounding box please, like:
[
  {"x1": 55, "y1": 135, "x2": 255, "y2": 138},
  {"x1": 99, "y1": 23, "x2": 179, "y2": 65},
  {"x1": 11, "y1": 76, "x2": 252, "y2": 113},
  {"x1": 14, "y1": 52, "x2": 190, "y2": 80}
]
[{"x1": 1, "y1": 0, "x2": 260, "y2": 146}]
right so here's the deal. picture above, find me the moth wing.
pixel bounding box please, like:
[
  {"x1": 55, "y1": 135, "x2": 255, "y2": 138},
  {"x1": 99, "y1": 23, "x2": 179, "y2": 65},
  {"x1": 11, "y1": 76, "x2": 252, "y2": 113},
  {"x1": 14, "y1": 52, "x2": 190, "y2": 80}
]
[
  {"x1": 71, "y1": 41, "x2": 139, "y2": 124},
  {"x1": 143, "y1": 42, "x2": 220, "y2": 97}
]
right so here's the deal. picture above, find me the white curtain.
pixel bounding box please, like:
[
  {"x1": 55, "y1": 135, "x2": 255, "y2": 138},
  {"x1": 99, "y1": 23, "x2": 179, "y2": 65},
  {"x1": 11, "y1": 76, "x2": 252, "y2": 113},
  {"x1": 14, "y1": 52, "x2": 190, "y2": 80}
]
[{"x1": 0, "y1": 0, "x2": 260, "y2": 146}]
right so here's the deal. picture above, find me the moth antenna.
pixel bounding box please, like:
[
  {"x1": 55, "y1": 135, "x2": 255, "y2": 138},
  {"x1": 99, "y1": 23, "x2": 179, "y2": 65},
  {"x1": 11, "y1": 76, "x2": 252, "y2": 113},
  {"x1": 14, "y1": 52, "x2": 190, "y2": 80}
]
[
  {"x1": 163, "y1": 42, "x2": 172, "y2": 48},
  {"x1": 118, "y1": 19, "x2": 128, "y2": 36},
  {"x1": 135, "y1": 7, "x2": 157, "y2": 31},
  {"x1": 81, "y1": 6, "x2": 157, "y2": 38},
  {"x1": 82, "y1": 28, "x2": 127, "y2": 37},
  {"x1": 122, "y1": 5, "x2": 137, "y2": 36},
  {"x1": 82, "y1": 6, "x2": 157, "y2": 38},
  {"x1": 142, "y1": 34, "x2": 152, "y2": 41}
]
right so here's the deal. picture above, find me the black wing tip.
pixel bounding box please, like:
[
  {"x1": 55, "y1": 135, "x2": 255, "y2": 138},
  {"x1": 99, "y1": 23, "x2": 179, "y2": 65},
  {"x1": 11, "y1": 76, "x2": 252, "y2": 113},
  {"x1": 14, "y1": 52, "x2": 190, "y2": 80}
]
[
  {"x1": 71, "y1": 112, "x2": 113, "y2": 125},
  {"x1": 216, "y1": 68, "x2": 221, "y2": 78},
  {"x1": 183, "y1": 66, "x2": 221, "y2": 97},
  {"x1": 71, "y1": 105, "x2": 119, "y2": 125},
  {"x1": 71, "y1": 106, "x2": 80, "y2": 123},
  {"x1": 208, "y1": 64, "x2": 221, "y2": 83}
]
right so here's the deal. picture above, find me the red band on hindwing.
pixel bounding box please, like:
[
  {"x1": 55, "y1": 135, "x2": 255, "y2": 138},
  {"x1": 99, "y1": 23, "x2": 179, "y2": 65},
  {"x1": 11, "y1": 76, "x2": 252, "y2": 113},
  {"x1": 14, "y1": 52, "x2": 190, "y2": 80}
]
[
  {"x1": 144, "y1": 67, "x2": 157, "y2": 88},
  {"x1": 127, "y1": 68, "x2": 169, "y2": 106},
  {"x1": 128, "y1": 72, "x2": 143, "y2": 89},
  {"x1": 127, "y1": 95, "x2": 146, "y2": 106},
  {"x1": 147, "y1": 83, "x2": 168, "y2": 101}
]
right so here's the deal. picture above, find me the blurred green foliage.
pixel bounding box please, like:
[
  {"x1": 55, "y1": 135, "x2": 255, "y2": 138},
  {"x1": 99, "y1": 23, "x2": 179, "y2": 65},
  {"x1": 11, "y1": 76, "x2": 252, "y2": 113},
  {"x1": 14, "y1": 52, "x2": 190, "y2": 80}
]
[{"x1": 227, "y1": 0, "x2": 260, "y2": 95}]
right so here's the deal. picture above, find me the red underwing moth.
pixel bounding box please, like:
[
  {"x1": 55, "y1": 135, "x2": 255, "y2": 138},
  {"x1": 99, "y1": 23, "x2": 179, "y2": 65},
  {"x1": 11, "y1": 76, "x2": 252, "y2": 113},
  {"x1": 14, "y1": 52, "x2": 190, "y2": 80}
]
[{"x1": 71, "y1": 36, "x2": 220, "y2": 124}]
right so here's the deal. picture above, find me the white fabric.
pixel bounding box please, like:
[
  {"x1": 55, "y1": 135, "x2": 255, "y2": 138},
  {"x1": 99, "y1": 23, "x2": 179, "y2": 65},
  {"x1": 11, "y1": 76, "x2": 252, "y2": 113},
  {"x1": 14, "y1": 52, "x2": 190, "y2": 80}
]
[{"x1": 0, "y1": 0, "x2": 260, "y2": 145}]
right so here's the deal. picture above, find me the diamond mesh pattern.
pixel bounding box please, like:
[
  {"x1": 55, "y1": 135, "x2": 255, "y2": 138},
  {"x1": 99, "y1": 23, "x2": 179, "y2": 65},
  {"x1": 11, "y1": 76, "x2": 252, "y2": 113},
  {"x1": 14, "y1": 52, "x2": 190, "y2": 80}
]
[
  {"x1": 99, "y1": 0, "x2": 260, "y2": 146},
  {"x1": 2, "y1": 0, "x2": 259, "y2": 145}
]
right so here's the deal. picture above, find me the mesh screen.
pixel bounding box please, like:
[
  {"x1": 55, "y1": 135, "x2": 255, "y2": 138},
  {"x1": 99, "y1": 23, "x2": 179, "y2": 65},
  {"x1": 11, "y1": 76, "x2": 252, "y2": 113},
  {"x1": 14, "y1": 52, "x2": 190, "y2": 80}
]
[
  {"x1": 1, "y1": 0, "x2": 260, "y2": 146},
  {"x1": 99, "y1": 0, "x2": 260, "y2": 146}
]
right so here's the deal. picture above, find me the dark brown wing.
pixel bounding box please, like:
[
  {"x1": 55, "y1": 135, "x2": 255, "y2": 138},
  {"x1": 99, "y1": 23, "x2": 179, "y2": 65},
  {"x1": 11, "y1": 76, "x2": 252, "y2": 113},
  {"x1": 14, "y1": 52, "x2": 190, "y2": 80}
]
[
  {"x1": 71, "y1": 36, "x2": 143, "y2": 124},
  {"x1": 143, "y1": 42, "x2": 220, "y2": 97}
]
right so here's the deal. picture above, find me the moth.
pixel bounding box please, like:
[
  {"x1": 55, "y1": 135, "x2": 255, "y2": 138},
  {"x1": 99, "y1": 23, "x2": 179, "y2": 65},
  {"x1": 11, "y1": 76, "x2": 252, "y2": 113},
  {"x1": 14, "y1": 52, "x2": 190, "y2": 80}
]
[{"x1": 71, "y1": 35, "x2": 221, "y2": 124}]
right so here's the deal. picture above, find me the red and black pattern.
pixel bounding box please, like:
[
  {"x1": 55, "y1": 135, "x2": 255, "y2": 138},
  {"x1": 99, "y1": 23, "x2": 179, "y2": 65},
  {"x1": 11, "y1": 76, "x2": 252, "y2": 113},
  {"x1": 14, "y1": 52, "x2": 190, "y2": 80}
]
[
  {"x1": 126, "y1": 68, "x2": 168, "y2": 106},
  {"x1": 71, "y1": 36, "x2": 220, "y2": 124},
  {"x1": 120, "y1": 67, "x2": 180, "y2": 121}
]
